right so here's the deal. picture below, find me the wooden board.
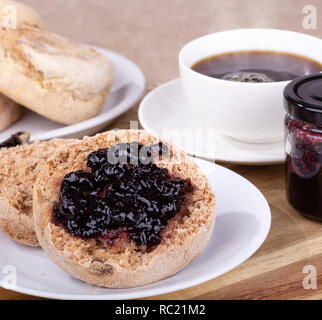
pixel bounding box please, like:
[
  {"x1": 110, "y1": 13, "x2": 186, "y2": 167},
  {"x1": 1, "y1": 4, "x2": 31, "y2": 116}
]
[{"x1": 0, "y1": 0, "x2": 321, "y2": 300}]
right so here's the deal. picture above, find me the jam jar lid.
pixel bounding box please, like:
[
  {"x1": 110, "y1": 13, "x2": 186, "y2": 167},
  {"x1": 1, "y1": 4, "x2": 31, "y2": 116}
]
[{"x1": 284, "y1": 73, "x2": 322, "y2": 126}]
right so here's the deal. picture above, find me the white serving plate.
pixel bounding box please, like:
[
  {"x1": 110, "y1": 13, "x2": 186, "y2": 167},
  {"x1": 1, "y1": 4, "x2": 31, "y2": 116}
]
[
  {"x1": 0, "y1": 45, "x2": 146, "y2": 142},
  {"x1": 0, "y1": 158, "x2": 271, "y2": 300}
]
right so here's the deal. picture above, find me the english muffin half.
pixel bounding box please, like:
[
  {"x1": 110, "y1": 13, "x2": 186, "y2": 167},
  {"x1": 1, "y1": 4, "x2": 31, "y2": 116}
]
[
  {"x1": 0, "y1": 25, "x2": 114, "y2": 124},
  {"x1": 33, "y1": 130, "x2": 215, "y2": 288},
  {"x1": 0, "y1": 138, "x2": 75, "y2": 246}
]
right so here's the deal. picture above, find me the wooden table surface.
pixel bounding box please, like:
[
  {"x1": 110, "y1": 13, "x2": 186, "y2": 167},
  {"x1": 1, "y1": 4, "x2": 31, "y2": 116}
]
[{"x1": 1, "y1": 0, "x2": 321, "y2": 300}]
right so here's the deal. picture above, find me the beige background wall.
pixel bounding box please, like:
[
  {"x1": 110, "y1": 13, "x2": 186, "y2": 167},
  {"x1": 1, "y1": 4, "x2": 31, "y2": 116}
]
[{"x1": 20, "y1": 0, "x2": 322, "y2": 89}]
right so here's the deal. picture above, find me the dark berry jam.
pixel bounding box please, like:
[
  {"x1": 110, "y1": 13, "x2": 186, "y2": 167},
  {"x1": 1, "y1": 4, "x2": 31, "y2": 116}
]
[
  {"x1": 285, "y1": 115, "x2": 322, "y2": 221},
  {"x1": 53, "y1": 142, "x2": 192, "y2": 248}
]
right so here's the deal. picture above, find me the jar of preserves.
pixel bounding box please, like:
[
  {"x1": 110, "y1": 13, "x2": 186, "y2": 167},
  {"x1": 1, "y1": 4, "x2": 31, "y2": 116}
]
[{"x1": 284, "y1": 74, "x2": 322, "y2": 221}]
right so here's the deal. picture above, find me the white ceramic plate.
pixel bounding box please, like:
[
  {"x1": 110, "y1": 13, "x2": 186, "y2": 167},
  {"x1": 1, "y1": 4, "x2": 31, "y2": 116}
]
[
  {"x1": 0, "y1": 45, "x2": 145, "y2": 142},
  {"x1": 139, "y1": 79, "x2": 286, "y2": 165},
  {"x1": 0, "y1": 158, "x2": 271, "y2": 300}
]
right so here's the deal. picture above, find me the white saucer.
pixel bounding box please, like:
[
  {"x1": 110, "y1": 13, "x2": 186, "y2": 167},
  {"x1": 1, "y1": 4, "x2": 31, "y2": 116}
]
[
  {"x1": 0, "y1": 158, "x2": 271, "y2": 300},
  {"x1": 0, "y1": 45, "x2": 145, "y2": 142},
  {"x1": 139, "y1": 79, "x2": 285, "y2": 165}
]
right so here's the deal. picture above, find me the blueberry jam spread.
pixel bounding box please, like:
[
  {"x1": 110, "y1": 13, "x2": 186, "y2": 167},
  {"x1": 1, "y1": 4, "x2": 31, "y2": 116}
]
[{"x1": 53, "y1": 142, "x2": 192, "y2": 248}]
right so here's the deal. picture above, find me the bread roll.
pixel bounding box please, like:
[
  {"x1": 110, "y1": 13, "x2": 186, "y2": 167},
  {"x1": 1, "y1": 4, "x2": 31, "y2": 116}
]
[
  {"x1": 0, "y1": 0, "x2": 45, "y2": 131},
  {"x1": 0, "y1": 25, "x2": 114, "y2": 124}
]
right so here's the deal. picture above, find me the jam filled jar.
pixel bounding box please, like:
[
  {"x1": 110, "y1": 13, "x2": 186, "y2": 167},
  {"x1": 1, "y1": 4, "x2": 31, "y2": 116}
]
[{"x1": 284, "y1": 74, "x2": 322, "y2": 221}]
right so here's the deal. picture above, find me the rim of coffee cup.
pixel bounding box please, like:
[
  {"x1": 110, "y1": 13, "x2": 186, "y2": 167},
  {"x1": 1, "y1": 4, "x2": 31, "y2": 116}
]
[{"x1": 178, "y1": 28, "x2": 322, "y2": 87}]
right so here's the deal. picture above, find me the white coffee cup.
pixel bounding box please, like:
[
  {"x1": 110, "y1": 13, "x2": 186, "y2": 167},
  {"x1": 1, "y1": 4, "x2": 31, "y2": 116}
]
[{"x1": 179, "y1": 28, "x2": 322, "y2": 143}]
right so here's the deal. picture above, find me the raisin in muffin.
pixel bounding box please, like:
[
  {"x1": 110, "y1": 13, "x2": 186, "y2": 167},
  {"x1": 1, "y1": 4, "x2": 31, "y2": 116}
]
[{"x1": 33, "y1": 130, "x2": 215, "y2": 288}]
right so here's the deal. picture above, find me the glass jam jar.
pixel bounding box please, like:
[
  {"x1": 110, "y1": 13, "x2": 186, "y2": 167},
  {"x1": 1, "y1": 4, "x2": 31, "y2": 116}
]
[{"x1": 284, "y1": 74, "x2": 322, "y2": 222}]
